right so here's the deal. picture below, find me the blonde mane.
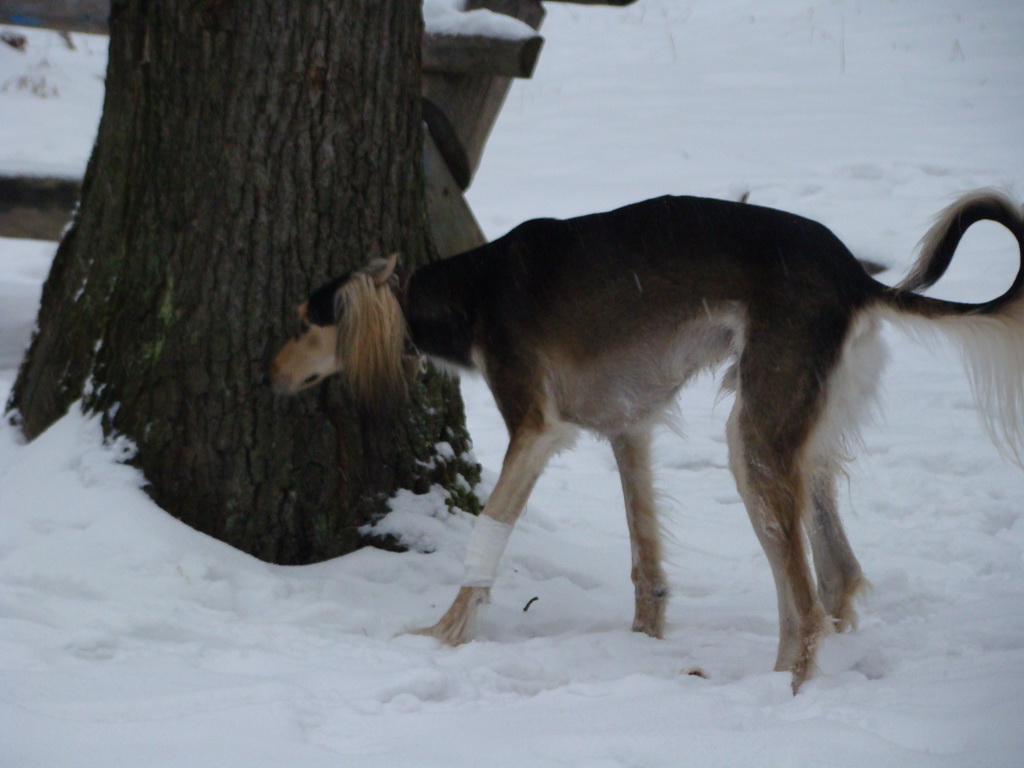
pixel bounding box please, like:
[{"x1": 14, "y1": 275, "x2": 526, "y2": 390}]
[{"x1": 334, "y1": 256, "x2": 408, "y2": 411}]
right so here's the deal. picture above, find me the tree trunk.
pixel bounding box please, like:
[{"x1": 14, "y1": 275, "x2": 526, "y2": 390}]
[{"x1": 6, "y1": 0, "x2": 479, "y2": 564}]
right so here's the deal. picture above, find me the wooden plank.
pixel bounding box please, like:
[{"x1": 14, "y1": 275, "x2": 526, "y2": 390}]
[
  {"x1": 423, "y1": 132, "x2": 487, "y2": 257},
  {"x1": 0, "y1": 0, "x2": 636, "y2": 38},
  {"x1": 0, "y1": 176, "x2": 80, "y2": 240},
  {"x1": 423, "y1": 31, "x2": 543, "y2": 79},
  {"x1": 0, "y1": 1, "x2": 107, "y2": 35},
  {"x1": 422, "y1": 0, "x2": 546, "y2": 191},
  {"x1": 467, "y1": 0, "x2": 546, "y2": 34}
]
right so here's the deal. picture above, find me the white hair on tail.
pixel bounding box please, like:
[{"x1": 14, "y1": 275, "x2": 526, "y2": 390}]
[
  {"x1": 875, "y1": 190, "x2": 1024, "y2": 466},
  {"x1": 957, "y1": 302, "x2": 1024, "y2": 466},
  {"x1": 878, "y1": 292, "x2": 1024, "y2": 469}
]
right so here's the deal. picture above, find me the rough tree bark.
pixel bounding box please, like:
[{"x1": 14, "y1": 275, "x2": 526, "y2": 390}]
[{"x1": 6, "y1": 0, "x2": 479, "y2": 564}]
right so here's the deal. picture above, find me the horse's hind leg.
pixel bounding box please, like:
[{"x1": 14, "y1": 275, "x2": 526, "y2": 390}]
[
  {"x1": 728, "y1": 409, "x2": 826, "y2": 690},
  {"x1": 611, "y1": 426, "x2": 668, "y2": 638},
  {"x1": 807, "y1": 468, "x2": 868, "y2": 632},
  {"x1": 725, "y1": 322, "x2": 850, "y2": 692}
]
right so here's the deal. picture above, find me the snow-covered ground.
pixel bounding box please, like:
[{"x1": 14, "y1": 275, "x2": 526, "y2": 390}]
[{"x1": 2, "y1": 1, "x2": 1023, "y2": 765}]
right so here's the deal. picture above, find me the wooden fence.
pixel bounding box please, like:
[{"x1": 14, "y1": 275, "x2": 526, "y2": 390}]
[{"x1": 0, "y1": 0, "x2": 636, "y2": 247}]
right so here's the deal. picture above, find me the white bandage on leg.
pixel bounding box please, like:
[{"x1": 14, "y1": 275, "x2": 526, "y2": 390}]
[{"x1": 462, "y1": 516, "x2": 513, "y2": 588}]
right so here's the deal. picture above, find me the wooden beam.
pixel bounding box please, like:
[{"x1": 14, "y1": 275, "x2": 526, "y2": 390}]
[
  {"x1": 423, "y1": 132, "x2": 487, "y2": 257},
  {"x1": 468, "y1": 0, "x2": 546, "y2": 30},
  {"x1": 0, "y1": 0, "x2": 636, "y2": 38},
  {"x1": 0, "y1": 176, "x2": 80, "y2": 240},
  {"x1": 422, "y1": 0, "x2": 547, "y2": 191},
  {"x1": 0, "y1": 1, "x2": 107, "y2": 35},
  {"x1": 423, "y1": 31, "x2": 543, "y2": 79}
]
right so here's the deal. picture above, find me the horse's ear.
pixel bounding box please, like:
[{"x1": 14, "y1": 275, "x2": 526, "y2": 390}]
[{"x1": 366, "y1": 252, "x2": 399, "y2": 287}]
